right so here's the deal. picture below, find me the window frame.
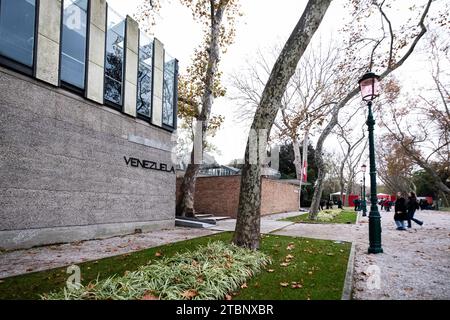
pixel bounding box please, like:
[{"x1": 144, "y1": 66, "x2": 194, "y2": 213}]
[
  {"x1": 161, "y1": 54, "x2": 178, "y2": 132},
  {"x1": 0, "y1": 0, "x2": 39, "y2": 77},
  {"x1": 136, "y1": 32, "x2": 154, "y2": 123},
  {"x1": 58, "y1": 0, "x2": 89, "y2": 95},
  {"x1": 103, "y1": 2, "x2": 126, "y2": 112}
]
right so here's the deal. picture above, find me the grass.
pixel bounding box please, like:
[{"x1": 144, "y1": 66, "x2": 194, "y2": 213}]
[
  {"x1": 0, "y1": 232, "x2": 351, "y2": 300},
  {"x1": 281, "y1": 209, "x2": 357, "y2": 224},
  {"x1": 440, "y1": 207, "x2": 450, "y2": 213}
]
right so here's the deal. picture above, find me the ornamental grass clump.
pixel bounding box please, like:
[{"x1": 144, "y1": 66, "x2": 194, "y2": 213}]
[
  {"x1": 317, "y1": 209, "x2": 341, "y2": 222},
  {"x1": 42, "y1": 241, "x2": 271, "y2": 300}
]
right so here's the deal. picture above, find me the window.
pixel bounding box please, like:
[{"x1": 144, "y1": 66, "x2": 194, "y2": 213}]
[
  {"x1": 162, "y1": 52, "x2": 177, "y2": 128},
  {"x1": 60, "y1": 0, "x2": 88, "y2": 90},
  {"x1": 137, "y1": 32, "x2": 153, "y2": 119},
  {"x1": 104, "y1": 6, "x2": 125, "y2": 106},
  {"x1": 0, "y1": 0, "x2": 36, "y2": 72}
]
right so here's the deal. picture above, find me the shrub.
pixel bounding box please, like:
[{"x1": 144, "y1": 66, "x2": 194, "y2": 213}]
[{"x1": 42, "y1": 241, "x2": 271, "y2": 300}]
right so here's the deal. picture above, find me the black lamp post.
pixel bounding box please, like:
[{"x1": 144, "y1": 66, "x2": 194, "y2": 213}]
[
  {"x1": 358, "y1": 72, "x2": 383, "y2": 254},
  {"x1": 361, "y1": 164, "x2": 367, "y2": 217}
]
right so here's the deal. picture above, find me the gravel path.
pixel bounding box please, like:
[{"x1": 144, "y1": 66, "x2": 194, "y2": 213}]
[{"x1": 352, "y1": 209, "x2": 450, "y2": 300}]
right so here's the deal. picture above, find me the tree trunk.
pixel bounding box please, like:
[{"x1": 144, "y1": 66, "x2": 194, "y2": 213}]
[
  {"x1": 177, "y1": 4, "x2": 225, "y2": 217},
  {"x1": 293, "y1": 138, "x2": 302, "y2": 180},
  {"x1": 233, "y1": 0, "x2": 332, "y2": 249}
]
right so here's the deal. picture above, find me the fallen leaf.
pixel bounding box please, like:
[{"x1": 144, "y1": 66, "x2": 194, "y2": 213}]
[
  {"x1": 280, "y1": 262, "x2": 290, "y2": 267},
  {"x1": 286, "y1": 254, "x2": 294, "y2": 260},
  {"x1": 291, "y1": 284, "x2": 303, "y2": 289},
  {"x1": 86, "y1": 283, "x2": 96, "y2": 291},
  {"x1": 286, "y1": 243, "x2": 295, "y2": 251},
  {"x1": 240, "y1": 283, "x2": 248, "y2": 289},
  {"x1": 308, "y1": 271, "x2": 313, "y2": 275},
  {"x1": 155, "y1": 252, "x2": 163, "y2": 257},
  {"x1": 280, "y1": 282, "x2": 289, "y2": 287},
  {"x1": 141, "y1": 293, "x2": 159, "y2": 300},
  {"x1": 225, "y1": 294, "x2": 232, "y2": 300},
  {"x1": 267, "y1": 269, "x2": 275, "y2": 273},
  {"x1": 181, "y1": 289, "x2": 198, "y2": 299}
]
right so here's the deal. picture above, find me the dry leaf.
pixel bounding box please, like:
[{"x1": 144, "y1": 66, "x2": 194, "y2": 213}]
[
  {"x1": 280, "y1": 262, "x2": 290, "y2": 267},
  {"x1": 240, "y1": 283, "x2": 248, "y2": 289},
  {"x1": 267, "y1": 269, "x2": 275, "y2": 273},
  {"x1": 141, "y1": 293, "x2": 159, "y2": 300},
  {"x1": 155, "y1": 252, "x2": 163, "y2": 257},
  {"x1": 286, "y1": 243, "x2": 295, "y2": 251},
  {"x1": 225, "y1": 294, "x2": 232, "y2": 300},
  {"x1": 291, "y1": 284, "x2": 303, "y2": 289},
  {"x1": 280, "y1": 282, "x2": 289, "y2": 287},
  {"x1": 181, "y1": 289, "x2": 198, "y2": 299},
  {"x1": 286, "y1": 254, "x2": 294, "y2": 260}
]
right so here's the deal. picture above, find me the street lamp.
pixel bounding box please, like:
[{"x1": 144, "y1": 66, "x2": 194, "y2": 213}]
[
  {"x1": 358, "y1": 72, "x2": 383, "y2": 254},
  {"x1": 361, "y1": 164, "x2": 367, "y2": 217}
]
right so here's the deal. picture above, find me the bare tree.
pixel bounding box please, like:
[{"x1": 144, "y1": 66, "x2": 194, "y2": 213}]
[{"x1": 308, "y1": 0, "x2": 435, "y2": 219}]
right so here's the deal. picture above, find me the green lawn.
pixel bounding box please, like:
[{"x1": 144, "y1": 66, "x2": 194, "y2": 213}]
[
  {"x1": 440, "y1": 207, "x2": 450, "y2": 212},
  {"x1": 0, "y1": 232, "x2": 350, "y2": 300},
  {"x1": 281, "y1": 209, "x2": 358, "y2": 224}
]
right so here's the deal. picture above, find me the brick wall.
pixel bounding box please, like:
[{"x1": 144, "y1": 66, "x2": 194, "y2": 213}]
[{"x1": 176, "y1": 175, "x2": 299, "y2": 218}]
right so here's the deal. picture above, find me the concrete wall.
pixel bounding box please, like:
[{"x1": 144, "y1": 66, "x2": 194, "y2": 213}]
[
  {"x1": 86, "y1": 0, "x2": 106, "y2": 104},
  {"x1": 176, "y1": 176, "x2": 299, "y2": 218},
  {"x1": 152, "y1": 39, "x2": 164, "y2": 127},
  {"x1": 124, "y1": 16, "x2": 139, "y2": 117},
  {"x1": 35, "y1": 0, "x2": 61, "y2": 85},
  {"x1": 0, "y1": 67, "x2": 176, "y2": 249}
]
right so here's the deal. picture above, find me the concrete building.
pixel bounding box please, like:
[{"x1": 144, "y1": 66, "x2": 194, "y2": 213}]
[{"x1": 0, "y1": 0, "x2": 178, "y2": 249}]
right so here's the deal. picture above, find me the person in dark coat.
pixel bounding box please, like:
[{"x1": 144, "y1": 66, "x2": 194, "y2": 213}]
[
  {"x1": 319, "y1": 200, "x2": 325, "y2": 211},
  {"x1": 394, "y1": 192, "x2": 407, "y2": 230},
  {"x1": 337, "y1": 199, "x2": 343, "y2": 209},
  {"x1": 353, "y1": 199, "x2": 360, "y2": 211},
  {"x1": 407, "y1": 191, "x2": 423, "y2": 228}
]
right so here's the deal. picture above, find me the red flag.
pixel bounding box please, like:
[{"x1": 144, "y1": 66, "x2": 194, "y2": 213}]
[{"x1": 302, "y1": 160, "x2": 308, "y2": 182}]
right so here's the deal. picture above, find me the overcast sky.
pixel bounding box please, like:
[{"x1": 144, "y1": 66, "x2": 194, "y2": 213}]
[{"x1": 107, "y1": 0, "x2": 443, "y2": 164}]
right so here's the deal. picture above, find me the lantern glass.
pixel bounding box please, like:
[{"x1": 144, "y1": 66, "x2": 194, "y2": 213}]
[{"x1": 359, "y1": 73, "x2": 380, "y2": 101}]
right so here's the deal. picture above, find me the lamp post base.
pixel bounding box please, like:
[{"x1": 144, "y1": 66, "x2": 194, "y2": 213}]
[{"x1": 368, "y1": 247, "x2": 384, "y2": 254}]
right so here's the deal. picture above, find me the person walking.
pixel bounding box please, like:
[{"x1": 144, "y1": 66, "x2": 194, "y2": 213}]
[
  {"x1": 394, "y1": 192, "x2": 407, "y2": 230},
  {"x1": 407, "y1": 191, "x2": 423, "y2": 228}
]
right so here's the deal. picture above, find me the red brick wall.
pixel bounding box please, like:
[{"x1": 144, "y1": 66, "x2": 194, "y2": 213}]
[
  {"x1": 260, "y1": 178, "x2": 299, "y2": 215},
  {"x1": 176, "y1": 176, "x2": 298, "y2": 218}
]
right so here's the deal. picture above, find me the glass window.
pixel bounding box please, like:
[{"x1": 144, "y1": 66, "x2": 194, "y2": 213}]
[
  {"x1": 162, "y1": 52, "x2": 177, "y2": 127},
  {"x1": 60, "y1": 0, "x2": 88, "y2": 89},
  {"x1": 0, "y1": 0, "x2": 36, "y2": 68},
  {"x1": 137, "y1": 32, "x2": 153, "y2": 118},
  {"x1": 104, "y1": 6, "x2": 125, "y2": 105}
]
